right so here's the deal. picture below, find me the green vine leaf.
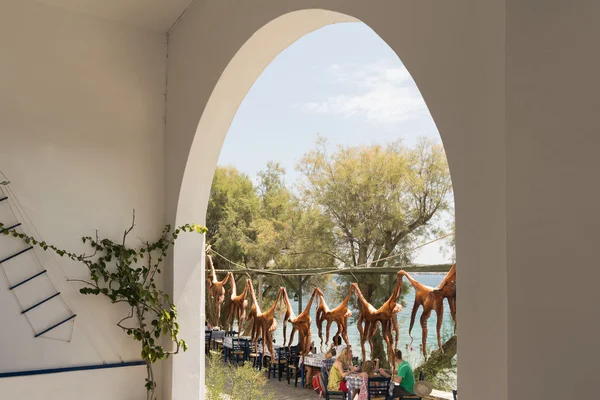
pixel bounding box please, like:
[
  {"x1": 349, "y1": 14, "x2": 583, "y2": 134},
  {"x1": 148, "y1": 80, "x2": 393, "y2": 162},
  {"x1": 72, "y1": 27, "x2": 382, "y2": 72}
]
[{"x1": 0, "y1": 211, "x2": 207, "y2": 399}]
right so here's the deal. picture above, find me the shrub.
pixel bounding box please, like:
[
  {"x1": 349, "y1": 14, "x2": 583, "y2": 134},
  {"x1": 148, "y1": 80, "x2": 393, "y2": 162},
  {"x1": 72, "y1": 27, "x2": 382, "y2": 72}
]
[{"x1": 206, "y1": 351, "x2": 274, "y2": 400}]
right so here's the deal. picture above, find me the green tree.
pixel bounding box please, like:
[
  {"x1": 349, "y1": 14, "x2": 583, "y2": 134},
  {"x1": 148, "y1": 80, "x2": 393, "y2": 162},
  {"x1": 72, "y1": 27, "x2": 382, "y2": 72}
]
[
  {"x1": 205, "y1": 163, "x2": 335, "y2": 318},
  {"x1": 243, "y1": 162, "x2": 292, "y2": 268},
  {"x1": 206, "y1": 351, "x2": 274, "y2": 400},
  {"x1": 206, "y1": 166, "x2": 259, "y2": 269},
  {"x1": 256, "y1": 161, "x2": 291, "y2": 221},
  {"x1": 441, "y1": 220, "x2": 456, "y2": 262},
  {"x1": 297, "y1": 136, "x2": 453, "y2": 365},
  {"x1": 243, "y1": 162, "x2": 335, "y2": 299},
  {"x1": 206, "y1": 138, "x2": 453, "y2": 367},
  {"x1": 298, "y1": 136, "x2": 451, "y2": 269}
]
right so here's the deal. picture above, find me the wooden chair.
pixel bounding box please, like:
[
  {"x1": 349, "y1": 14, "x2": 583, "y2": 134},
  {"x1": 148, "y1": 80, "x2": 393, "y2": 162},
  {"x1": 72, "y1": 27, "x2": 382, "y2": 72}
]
[
  {"x1": 397, "y1": 393, "x2": 419, "y2": 399},
  {"x1": 248, "y1": 340, "x2": 261, "y2": 369},
  {"x1": 267, "y1": 346, "x2": 288, "y2": 380},
  {"x1": 228, "y1": 338, "x2": 249, "y2": 366},
  {"x1": 213, "y1": 336, "x2": 223, "y2": 352},
  {"x1": 211, "y1": 331, "x2": 225, "y2": 353},
  {"x1": 398, "y1": 390, "x2": 421, "y2": 400},
  {"x1": 397, "y1": 371, "x2": 424, "y2": 400},
  {"x1": 367, "y1": 376, "x2": 391, "y2": 400},
  {"x1": 204, "y1": 330, "x2": 212, "y2": 355},
  {"x1": 321, "y1": 365, "x2": 347, "y2": 400},
  {"x1": 285, "y1": 346, "x2": 301, "y2": 387},
  {"x1": 220, "y1": 331, "x2": 238, "y2": 361}
]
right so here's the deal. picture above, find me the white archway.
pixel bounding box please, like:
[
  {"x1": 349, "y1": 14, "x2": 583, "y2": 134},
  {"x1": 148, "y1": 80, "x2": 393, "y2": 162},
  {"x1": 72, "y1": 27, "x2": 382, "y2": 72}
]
[
  {"x1": 168, "y1": 6, "x2": 506, "y2": 400},
  {"x1": 172, "y1": 10, "x2": 357, "y2": 399}
]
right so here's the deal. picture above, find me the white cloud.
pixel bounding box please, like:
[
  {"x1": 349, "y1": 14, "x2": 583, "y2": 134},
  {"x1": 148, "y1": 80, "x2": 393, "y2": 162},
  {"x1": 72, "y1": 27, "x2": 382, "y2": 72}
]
[{"x1": 301, "y1": 60, "x2": 428, "y2": 124}]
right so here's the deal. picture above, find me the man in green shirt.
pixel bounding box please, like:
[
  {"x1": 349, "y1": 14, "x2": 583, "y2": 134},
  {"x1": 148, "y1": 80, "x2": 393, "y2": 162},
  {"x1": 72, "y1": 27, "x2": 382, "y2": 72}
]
[{"x1": 379, "y1": 349, "x2": 415, "y2": 398}]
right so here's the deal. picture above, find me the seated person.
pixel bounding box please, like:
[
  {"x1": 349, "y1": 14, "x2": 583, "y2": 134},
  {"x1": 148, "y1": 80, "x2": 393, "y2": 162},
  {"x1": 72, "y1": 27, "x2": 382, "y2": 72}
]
[
  {"x1": 304, "y1": 341, "x2": 317, "y2": 388},
  {"x1": 325, "y1": 336, "x2": 346, "y2": 359},
  {"x1": 357, "y1": 360, "x2": 377, "y2": 400},
  {"x1": 378, "y1": 350, "x2": 415, "y2": 398},
  {"x1": 328, "y1": 347, "x2": 360, "y2": 393}
]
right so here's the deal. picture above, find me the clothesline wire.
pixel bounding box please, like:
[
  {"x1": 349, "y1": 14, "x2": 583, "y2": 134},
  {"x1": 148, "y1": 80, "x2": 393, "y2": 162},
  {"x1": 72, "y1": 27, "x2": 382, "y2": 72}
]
[
  {"x1": 207, "y1": 247, "x2": 247, "y2": 270},
  {"x1": 207, "y1": 232, "x2": 455, "y2": 279},
  {"x1": 348, "y1": 232, "x2": 455, "y2": 270}
]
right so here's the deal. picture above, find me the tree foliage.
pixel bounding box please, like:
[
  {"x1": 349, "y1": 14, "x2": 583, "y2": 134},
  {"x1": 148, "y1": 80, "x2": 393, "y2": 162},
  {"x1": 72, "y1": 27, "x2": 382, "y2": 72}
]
[
  {"x1": 207, "y1": 138, "x2": 453, "y2": 366},
  {"x1": 206, "y1": 163, "x2": 336, "y2": 308},
  {"x1": 207, "y1": 166, "x2": 259, "y2": 270},
  {"x1": 297, "y1": 136, "x2": 452, "y2": 269},
  {"x1": 414, "y1": 335, "x2": 457, "y2": 391},
  {"x1": 297, "y1": 137, "x2": 452, "y2": 365},
  {"x1": 206, "y1": 351, "x2": 274, "y2": 400},
  {"x1": 0, "y1": 213, "x2": 207, "y2": 400}
]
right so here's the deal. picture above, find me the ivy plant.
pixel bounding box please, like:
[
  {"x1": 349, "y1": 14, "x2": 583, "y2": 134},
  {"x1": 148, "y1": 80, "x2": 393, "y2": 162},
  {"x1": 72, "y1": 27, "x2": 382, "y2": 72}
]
[{"x1": 0, "y1": 211, "x2": 207, "y2": 400}]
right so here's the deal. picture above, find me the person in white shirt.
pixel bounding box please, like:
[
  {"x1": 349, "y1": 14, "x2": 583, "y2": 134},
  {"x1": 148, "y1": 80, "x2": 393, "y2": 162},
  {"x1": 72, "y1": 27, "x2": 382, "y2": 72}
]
[{"x1": 325, "y1": 336, "x2": 346, "y2": 359}]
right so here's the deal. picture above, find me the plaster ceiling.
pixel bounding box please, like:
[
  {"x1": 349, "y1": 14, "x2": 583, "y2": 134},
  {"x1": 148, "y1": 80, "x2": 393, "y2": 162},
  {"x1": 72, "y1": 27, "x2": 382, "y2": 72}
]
[{"x1": 35, "y1": 0, "x2": 195, "y2": 32}]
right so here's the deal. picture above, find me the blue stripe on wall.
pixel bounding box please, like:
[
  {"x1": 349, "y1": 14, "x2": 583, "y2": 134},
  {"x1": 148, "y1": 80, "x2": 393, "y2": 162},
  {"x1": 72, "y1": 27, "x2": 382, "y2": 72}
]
[{"x1": 0, "y1": 361, "x2": 146, "y2": 378}]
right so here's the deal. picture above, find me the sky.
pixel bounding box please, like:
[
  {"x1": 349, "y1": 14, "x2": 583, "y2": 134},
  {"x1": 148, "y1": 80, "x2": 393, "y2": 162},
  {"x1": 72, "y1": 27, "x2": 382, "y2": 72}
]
[{"x1": 217, "y1": 22, "x2": 453, "y2": 264}]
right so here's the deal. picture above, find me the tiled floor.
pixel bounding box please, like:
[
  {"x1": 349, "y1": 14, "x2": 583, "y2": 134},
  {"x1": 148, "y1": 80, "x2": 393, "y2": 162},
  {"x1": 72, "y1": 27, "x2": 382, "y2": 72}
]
[
  {"x1": 207, "y1": 361, "x2": 452, "y2": 400},
  {"x1": 263, "y1": 374, "x2": 316, "y2": 400},
  {"x1": 263, "y1": 377, "x2": 453, "y2": 400}
]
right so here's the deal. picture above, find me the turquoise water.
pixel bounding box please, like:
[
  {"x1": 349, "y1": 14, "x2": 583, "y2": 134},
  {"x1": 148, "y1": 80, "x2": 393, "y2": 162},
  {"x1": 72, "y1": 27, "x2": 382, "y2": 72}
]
[{"x1": 271, "y1": 273, "x2": 455, "y2": 368}]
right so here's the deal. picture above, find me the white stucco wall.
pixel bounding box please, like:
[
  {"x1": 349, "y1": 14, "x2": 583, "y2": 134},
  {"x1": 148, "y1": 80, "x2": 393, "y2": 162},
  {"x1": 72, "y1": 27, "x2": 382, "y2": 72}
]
[
  {"x1": 0, "y1": 0, "x2": 166, "y2": 398},
  {"x1": 506, "y1": 1, "x2": 600, "y2": 398},
  {"x1": 1, "y1": 1, "x2": 599, "y2": 400}
]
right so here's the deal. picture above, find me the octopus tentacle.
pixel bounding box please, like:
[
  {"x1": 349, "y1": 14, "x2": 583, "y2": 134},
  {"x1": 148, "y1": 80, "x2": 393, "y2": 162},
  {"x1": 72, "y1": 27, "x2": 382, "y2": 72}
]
[
  {"x1": 342, "y1": 317, "x2": 351, "y2": 347},
  {"x1": 392, "y1": 314, "x2": 400, "y2": 351},
  {"x1": 351, "y1": 276, "x2": 405, "y2": 369},
  {"x1": 325, "y1": 319, "x2": 333, "y2": 347},
  {"x1": 408, "y1": 297, "x2": 421, "y2": 346},
  {"x1": 420, "y1": 307, "x2": 432, "y2": 359},
  {"x1": 205, "y1": 254, "x2": 229, "y2": 326},
  {"x1": 289, "y1": 327, "x2": 297, "y2": 350}
]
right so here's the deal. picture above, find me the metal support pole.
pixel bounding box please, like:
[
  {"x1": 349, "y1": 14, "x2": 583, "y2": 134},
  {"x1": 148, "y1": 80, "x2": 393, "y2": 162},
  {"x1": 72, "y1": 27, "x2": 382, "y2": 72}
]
[
  {"x1": 297, "y1": 275, "x2": 302, "y2": 316},
  {"x1": 258, "y1": 275, "x2": 263, "y2": 309},
  {"x1": 282, "y1": 276, "x2": 298, "y2": 293}
]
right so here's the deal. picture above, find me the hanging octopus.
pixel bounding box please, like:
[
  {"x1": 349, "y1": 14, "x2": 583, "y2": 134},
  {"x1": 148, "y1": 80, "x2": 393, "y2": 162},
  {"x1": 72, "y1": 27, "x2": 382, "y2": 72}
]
[
  {"x1": 225, "y1": 272, "x2": 249, "y2": 337},
  {"x1": 315, "y1": 286, "x2": 353, "y2": 352},
  {"x1": 433, "y1": 264, "x2": 457, "y2": 333},
  {"x1": 205, "y1": 252, "x2": 230, "y2": 326},
  {"x1": 246, "y1": 279, "x2": 283, "y2": 360},
  {"x1": 400, "y1": 264, "x2": 457, "y2": 358},
  {"x1": 281, "y1": 287, "x2": 319, "y2": 355},
  {"x1": 351, "y1": 272, "x2": 404, "y2": 369},
  {"x1": 398, "y1": 270, "x2": 435, "y2": 352}
]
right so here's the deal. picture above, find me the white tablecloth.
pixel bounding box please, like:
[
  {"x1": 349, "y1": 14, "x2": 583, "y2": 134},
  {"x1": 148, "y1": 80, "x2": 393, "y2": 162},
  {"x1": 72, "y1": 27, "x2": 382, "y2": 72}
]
[
  {"x1": 345, "y1": 374, "x2": 395, "y2": 398},
  {"x1": 302, "y1": 355, "x2": 326, "y2": 367},
  {"x1": 207, "y1": 330, "x2": 225, "y2": 340},
  {"x1": 223, "y1": 336, "x2": 251, "y2": 348}
]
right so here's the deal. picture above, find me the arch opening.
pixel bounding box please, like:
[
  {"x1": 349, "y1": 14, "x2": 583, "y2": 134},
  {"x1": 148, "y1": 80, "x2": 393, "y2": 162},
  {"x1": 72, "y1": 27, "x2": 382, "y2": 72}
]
[{"x1": 173, "y1": 8, "x2": 464, "y2": 400}]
